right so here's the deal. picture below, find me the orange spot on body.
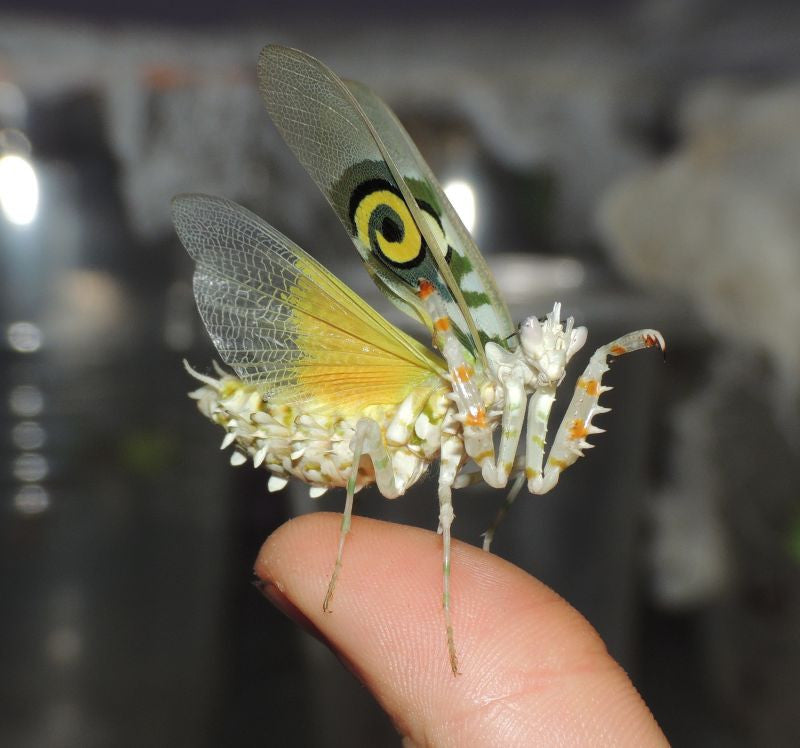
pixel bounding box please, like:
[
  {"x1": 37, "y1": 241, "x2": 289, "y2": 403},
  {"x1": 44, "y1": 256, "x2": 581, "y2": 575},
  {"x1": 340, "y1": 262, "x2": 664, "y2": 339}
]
[
  {"x1": 454, "y1": 364, "x2": 473, "y2": 382},
  {"x1": 474, "y1": 450, "x2": 493, "y2": 463},
  {"x1": 578, "y1": 378, "x2": 600, "y2": 397},
  {"x1": 526, "y1": 467, "x2": 540, "y2": 479},
  {"x1": 464, "y1": 406, "x2": 487, "y2": 428},
  {"x1": 548, "y1": 457, "x2": 569, "y2": 470},
  {"x1": 418, "y1": 279, "x2": 435, "y2": 300},
  {"x1": 610, "y1": 345, "x2": 627, "y2": 356},
  {"x1": 434, "y1": 317, "x2": 451, "y2": 332},
  {"x1": 568, "y1": 419, "x2": 590, "y2": 441},
  {"x1": 644, "y1": 334, "x2": 660, "y2": 348}
]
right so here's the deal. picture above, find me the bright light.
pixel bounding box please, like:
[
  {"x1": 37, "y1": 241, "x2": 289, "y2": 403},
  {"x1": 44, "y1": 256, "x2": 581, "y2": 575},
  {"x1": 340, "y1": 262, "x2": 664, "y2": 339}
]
[
  {"x1": 13, "y1": 484, "x2": 50, "y2": 516},
  {"x1": 12, "y1": 421, "x2": 46, "y2": 450},
  {"x1": 9, "y1": 385, "x2": 44, "y2": 417},
  {"x1": 0, "y1": 153, "x2": 39, "y2": 225},
  {"x1": 7, "y1": 321, "x2": 42, "y2": 352},
  {"x1": 13, "y1": 452, "x2": 49, "y2": 482},
  {"x1": 444, "y1": 180, "x2": 477, "y2": 234}
]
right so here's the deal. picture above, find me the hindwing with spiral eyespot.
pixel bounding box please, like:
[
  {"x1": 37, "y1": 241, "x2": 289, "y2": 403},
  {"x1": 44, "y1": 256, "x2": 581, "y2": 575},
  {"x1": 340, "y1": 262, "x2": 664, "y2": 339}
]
[
  {"x1": 350, "y1": 177, "x2": 453, "y2": 271},
  {"x1": 258, "y1": 44, "x2": 517, "y2": 356},
  {"x1": 334, "y1": 160, "x2": 454, "y2": 290}
]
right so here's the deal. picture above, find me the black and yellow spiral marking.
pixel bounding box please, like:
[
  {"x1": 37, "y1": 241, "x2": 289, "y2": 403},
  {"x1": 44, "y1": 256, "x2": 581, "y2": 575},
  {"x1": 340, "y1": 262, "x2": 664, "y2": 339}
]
[{"x1": 349, "y1": 178, "x2": 450, "y2": 270}]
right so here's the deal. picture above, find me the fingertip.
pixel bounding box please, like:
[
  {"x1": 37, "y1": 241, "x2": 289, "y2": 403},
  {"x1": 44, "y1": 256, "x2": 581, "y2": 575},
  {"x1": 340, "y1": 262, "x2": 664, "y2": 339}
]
[{"x1": 254, "y1": 513, "x2": 666, "y2": 747}]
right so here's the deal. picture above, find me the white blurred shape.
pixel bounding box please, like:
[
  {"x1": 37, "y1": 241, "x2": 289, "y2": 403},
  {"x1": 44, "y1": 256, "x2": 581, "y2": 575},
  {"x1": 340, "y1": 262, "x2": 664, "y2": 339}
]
[
  {"x1": 13, "y1": 484, "x2": 50, "y2": 515},
  {"x1": 0, "y1": 85, "x2": 27, "y2": 125},
  {"x1": 9, "y1": 384, "x2": 44, "y2": 417},
  {"x1": 494, "y1": 254, "x2": 585, "y2": 304},
  {"x1": 0, "y1": 153, "x2": 39, "y2": 225},
  {"x1": 12, "y1": 420, "x2": 46, "y2": 450},
  {"x1": 7, "y1": 320, "x2": 42, "y2": 353},
  {"x1": 14, "y1": 452, "x2": 49, "y2": 482},
  {"x1": 45, "y1": 270, "x2": 131, "y2": 363},
  {"x1": 597, "y1": 82, "x2": 800, "y2": 412},
  {"x1": 443, "y1": 179, "x2": 476, "y2": 233}
]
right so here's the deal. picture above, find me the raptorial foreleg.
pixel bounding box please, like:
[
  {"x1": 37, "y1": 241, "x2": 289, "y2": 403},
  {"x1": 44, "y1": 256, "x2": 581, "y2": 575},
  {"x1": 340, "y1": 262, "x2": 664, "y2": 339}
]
[
  {"x1": 468, "y1": 368, "x2": 529, "y2": 489},
  {"x1": 416, "y1": 279, "x2": 526, "y2": 490},
  {"x1": 528, "y1": 329, "x2": 665, "y2": 494}
]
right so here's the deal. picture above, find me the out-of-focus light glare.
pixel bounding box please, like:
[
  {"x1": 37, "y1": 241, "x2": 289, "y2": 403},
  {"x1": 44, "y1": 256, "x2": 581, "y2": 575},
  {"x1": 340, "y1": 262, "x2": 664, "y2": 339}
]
[
  {"x1": 13, "y1": 484, "x2": 50, "y2": 515},
  {"x1": 12, "y1": 421, "x2": 46, "y2": 450},
  {"x1": 551, "y1": 257, "x2": 585, "y2": 289},
  {"x1": 0, "y1": 86, "x2": 27, "y2": 125},
  {"x1": 46, "y1": 626, "x2": 82, "y2": 665},
  {"x1": 444, "y1": 180, "x2": 477, "y2": 234},
  {"x1": 9, "y1": 384, "x2": 44, "y2": 417},
  {"x1": 7, "y1": 321, "x2": 42, "y2": 352},
  {"x1": 498, "y1": 255, "x2": 586, "y2": 302},
  {"x1": 51, "y1": 269, "x2": 128, "y2": 356},
  {"x1": 13, "y1": 452, "x2": 49, "y2": 482},
  {"x1": 0, "y1": 153, "x2": 39, "y2": 225}
]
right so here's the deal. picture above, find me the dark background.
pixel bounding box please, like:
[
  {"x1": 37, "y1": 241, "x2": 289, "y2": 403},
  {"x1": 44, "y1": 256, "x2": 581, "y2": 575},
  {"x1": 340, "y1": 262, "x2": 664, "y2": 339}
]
[{"x1": 2, "y1": 1, "x2": 799, "y2": 745}]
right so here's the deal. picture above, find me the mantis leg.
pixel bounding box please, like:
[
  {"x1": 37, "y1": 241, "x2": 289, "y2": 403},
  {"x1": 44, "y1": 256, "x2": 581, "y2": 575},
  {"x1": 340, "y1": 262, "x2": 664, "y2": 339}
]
[
  {"x1": 417, "y1": 279, "x2": 524, "y2": 490},
  {"x1": 480, "y1": 384, "x2": 559, "y2": 551},
  {"x1": 482, "y1": 471, "x2": 526, "y2": 552},
  {"x1": 468, "y1": 372, "x2": 528, "y2": 489},
  {"x1": 323, "y1": 417, "x2": 401, "y2": 612},
  {"x1": 437, "y1": 432, "x2": 464, "y2": 675},
  {"x1": 524, "y1": 384, "x2": 557, "y2": 492},
  {"x1": 529, "y1": 329, "x2": 665, "y2": 494}
]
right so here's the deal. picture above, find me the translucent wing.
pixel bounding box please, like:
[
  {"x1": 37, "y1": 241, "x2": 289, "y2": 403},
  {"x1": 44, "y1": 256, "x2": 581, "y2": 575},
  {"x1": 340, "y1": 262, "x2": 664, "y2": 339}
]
[
  {"x1": 172, "y1": 193, "x2": 445, "y2": 415},
  {"x1": 257, "y1": 44, "x2": 490, "y2": 361},
  {"x1": 345, "y1": 79, "x2": 516, "y2": 349}
]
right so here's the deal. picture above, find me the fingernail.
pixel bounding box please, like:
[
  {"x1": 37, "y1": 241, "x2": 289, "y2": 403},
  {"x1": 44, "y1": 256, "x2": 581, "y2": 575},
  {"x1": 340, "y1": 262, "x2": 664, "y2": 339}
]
[
  {"x1": 253, "y1": 578, "x2": 331, "y2": 646},
  {"x1": 253, "y1": 577, "x2": 364, "y2": 685}
]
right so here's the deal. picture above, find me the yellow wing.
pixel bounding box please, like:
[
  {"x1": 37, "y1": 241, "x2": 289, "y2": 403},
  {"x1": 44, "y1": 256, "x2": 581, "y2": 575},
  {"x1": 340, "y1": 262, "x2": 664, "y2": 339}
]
[{"x1": 172, "y1": 194, "x2": 446, "y2": 416}]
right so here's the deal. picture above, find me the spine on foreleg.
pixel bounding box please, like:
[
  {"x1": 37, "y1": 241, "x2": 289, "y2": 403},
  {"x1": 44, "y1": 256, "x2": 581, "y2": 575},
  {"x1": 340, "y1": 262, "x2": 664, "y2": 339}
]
[{"x1": 530, "y1": 329, "x2": 665, "y2": 494}]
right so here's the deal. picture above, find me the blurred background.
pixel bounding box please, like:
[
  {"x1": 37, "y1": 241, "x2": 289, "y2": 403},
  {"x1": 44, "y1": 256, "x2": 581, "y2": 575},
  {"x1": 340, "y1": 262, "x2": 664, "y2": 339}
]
[{"x1": 2, "y1": 1, "x2": 799, "y2": 745}]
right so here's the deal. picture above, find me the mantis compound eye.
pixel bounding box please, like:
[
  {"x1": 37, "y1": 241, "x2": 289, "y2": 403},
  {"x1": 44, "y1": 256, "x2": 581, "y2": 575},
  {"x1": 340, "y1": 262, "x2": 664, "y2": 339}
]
[{"x1": 567, "y1": 326, "x2": 588, "y2": 361}]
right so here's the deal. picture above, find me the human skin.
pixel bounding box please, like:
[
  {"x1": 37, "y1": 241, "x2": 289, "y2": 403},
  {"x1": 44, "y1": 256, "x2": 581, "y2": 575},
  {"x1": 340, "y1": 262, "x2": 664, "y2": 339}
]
[{"x1": 255, "y1": 512, "x2": 668, "y2": 747}]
